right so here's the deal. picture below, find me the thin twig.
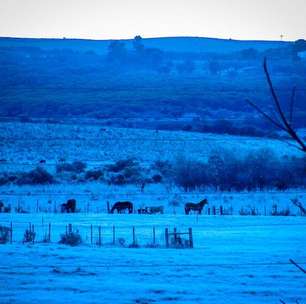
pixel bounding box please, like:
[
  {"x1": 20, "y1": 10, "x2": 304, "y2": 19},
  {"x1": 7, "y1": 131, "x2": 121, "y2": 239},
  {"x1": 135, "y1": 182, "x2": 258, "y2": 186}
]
[
  {"x1": 246, "y1": 99, "x2": 286, "y2": 132},
  {"x1": 289, "y1": 259, "x2": 306, "y2": 274}
]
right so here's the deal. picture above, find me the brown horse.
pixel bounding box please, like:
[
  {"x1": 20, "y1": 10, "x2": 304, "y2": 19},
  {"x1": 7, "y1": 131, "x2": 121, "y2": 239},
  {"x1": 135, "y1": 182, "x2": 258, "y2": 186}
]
[
  {"x1": 61, "y1": 199, "x2": 77, "y2": 213},
  {"x1": 185, "y1": 199, "x2": 208, "y2": 215},
  {"x1": 110, "y1": 201, "x2": 133, "y2": 214}
]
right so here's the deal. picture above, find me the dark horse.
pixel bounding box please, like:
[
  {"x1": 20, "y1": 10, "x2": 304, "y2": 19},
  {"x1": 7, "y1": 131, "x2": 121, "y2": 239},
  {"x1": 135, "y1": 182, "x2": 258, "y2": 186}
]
[
  {"x1": 61, "y1": 199, "x2": 77, "y2": 213},
  {"x1": 110, "y1": 201, "x2": 133, "y2": 214},
  {"x1": 185, "y1": 199, "x2": 208, "y2": 215}
]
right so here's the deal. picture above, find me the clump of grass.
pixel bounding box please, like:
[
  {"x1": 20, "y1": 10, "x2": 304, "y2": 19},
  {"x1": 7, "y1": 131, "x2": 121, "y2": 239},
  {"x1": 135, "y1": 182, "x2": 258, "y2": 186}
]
[
  {"x1": 0, "y1": 226, "x2": 10, "y2": 244},
  {"x1": 23, "y1": 227, "x2": 36, "y2": 243},
  {"x1": 59, "y1": 226, "x2": 82, "y2": 246}
]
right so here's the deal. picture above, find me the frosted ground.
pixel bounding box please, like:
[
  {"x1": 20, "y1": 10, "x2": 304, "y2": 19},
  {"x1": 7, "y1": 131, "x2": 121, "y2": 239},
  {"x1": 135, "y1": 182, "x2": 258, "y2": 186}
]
[
  {"x1": 0, "y1": 122, "x2": 302, "y2": 172},
  {"x1": 0, "y1": 214, "x2": 305, "y2": 304},
  {"x1": 0, "y1": 121, "x2": 305, "y2": 303}
]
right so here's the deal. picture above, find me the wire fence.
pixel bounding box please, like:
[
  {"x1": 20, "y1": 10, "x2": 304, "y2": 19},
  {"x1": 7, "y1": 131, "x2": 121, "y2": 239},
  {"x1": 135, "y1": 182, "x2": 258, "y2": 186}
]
[{"x1": 0, "y1": 221, "x2": 195, "y2": 249}]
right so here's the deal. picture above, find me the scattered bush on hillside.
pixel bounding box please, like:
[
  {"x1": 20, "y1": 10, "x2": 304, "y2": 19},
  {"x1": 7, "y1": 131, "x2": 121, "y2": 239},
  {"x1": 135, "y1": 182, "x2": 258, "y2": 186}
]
[
  {"x1": 104, "y1": 158, "x2": 144, "y2": 185},
  {"x1": 151, "y1": 160, "x2": 173, "y2": 177},
  {"x1": 85, "y1": 169, "x2": 104, "y2": 181},
  {"x1": 17, "y1": 167, "x2": 54, "y2": 185},
  {"x1": 56, "y1": 161, "x2": 87, "y2": 173},
  {"x1": 171, "y1": 149, "x2": 306, "y2": 191},
  {"x1": 173, "y1": 157, "x2": 209, "y2": 191},
  {"x1": 152, "y1": 174, "x2": 163, "y2": 183},
  {"x1": 105, "y1": 158, "x2": 137, "y2": 173}
]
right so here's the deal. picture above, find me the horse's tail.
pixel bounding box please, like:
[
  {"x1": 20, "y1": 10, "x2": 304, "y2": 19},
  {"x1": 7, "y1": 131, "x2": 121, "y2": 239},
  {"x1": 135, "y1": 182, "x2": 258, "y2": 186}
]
[
  {"x1": 110, "y1": 205, "x2": 115, "y2": 213},
  {"x1": 129, "y1": 203, "x2": 133, "y2": 214}
]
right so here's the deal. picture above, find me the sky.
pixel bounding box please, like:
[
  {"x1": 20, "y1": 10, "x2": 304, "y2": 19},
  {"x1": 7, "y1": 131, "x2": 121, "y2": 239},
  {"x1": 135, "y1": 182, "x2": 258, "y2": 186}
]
[{"x1": 0, "y1": 0, "x2": 305, "y2": 41}]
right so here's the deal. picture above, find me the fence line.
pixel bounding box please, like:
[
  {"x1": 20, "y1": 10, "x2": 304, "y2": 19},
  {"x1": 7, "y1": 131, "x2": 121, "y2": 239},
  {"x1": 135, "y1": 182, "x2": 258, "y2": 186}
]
[
  {"x1": 2, "y1": 201, "x2": 304, "y2": 216},
  {"x1": 1, "y1": 221, "x2": 194, "y2": 249}
]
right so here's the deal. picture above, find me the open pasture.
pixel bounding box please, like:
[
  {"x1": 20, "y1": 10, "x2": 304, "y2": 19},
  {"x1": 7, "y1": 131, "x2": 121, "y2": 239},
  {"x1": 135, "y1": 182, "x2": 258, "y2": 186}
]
[{"x1": 0, "y1": 214, "x2": 305, "y2": 304}]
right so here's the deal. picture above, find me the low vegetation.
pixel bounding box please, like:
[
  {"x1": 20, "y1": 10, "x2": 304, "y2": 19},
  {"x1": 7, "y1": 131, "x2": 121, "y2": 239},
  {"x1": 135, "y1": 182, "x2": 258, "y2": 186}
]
[
  {"x1": 0, "y1": 150, "x2": 304, "y2": 191},
  {"x1": 59, "y1": 229, "x2": 82, "y2": 246},
  {"x1": 171, "y1": 150, "x2": 306, "y2": 191}
]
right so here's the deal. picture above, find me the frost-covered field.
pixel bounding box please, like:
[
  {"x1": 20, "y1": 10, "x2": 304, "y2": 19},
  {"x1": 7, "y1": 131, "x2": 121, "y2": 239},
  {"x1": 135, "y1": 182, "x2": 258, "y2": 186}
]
[
  {"x1": 0, "y1": 122, "x2": 302, "y2": 172},
  {"x1": 0, "y1": 214, "x2": 305, "y2": 304},
  {"x1": 0, "y1": 182, "x2": 305, "y2": 215},
  {"x1": 0, "y1": 121, "x2": 305, "y2": 303}
]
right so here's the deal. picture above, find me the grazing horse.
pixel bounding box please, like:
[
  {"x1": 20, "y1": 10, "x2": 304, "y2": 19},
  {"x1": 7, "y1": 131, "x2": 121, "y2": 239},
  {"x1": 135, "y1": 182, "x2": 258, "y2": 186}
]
[
  {"x1": 147, "y1": 206, "x2": 164, "y2": 214},
  {"x1": 110, "y1": 201, "x2": 133, "y2": 214},
  {"x1": 61, "y1": 199, "x2": 77, "y2": 213},
  {"x1": 185, "y1": 199, "x2": 208, "y2": 215}
]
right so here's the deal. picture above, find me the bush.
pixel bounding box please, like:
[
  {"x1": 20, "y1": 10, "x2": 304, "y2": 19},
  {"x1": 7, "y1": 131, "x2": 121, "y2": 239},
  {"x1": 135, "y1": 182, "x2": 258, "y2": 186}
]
[
  {"x1": 17, "y1": 167, "x2": 54, "y2": 185},
  {"x1": 56, "y1": 161, "x2": 87, "y2": 173},
  {"x1": 59, "y1": 230, "x2": 82, "y2": 246},
  {"x1": 0, "y1": 226, "x2": 10, "y2": 244},
  {"x1": 105, "y1": 158, "x2": 137, "y2": 173},
  {"x1": 105, "y1": 158, "x2": 144, "y2": 184},
  {"x1": 152, "y1": 174, "x2": 162, "y2": 183},
  {"x1": 85, "y1": 169, "x2": 103, "y2": 181},
  {"x1": 23, "y1": 228, "x2": 36, "y2": 243},
  {"x1": 0, "y1": 174, "x2": 10, "y2": 186},
  {"x1": 172, "y1": 157, "x2": 209, "y2": 191},
  {"x1": 171, "y1": 149, "x2": 306, "y2": 191},
  {"x1": 152, "y1": 160, "x2": 172, "y2": 176}
]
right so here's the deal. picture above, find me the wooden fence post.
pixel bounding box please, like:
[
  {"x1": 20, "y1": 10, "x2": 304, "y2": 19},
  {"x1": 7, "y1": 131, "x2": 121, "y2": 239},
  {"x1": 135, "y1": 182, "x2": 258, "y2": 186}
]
[
  {"x1": 132, "y1": 226, "x2": 136, "y2": 245},
  {"x1": 68, "y1": 223, "x2": 72, "y2": 233},
  {"x1": 165, "y1": 228, "x2": 169, "y2": 248},
  {"x1": 188, "y1": 228, "x2": 193, "y2": 248},
  {"x1": 48, "y1": 223, "x2": 51, "y2": 242},
  {"x1": 112, "y1": 226, "x2": 115, "y2": 245},
  {"x1": 32, "y1": 224, "x2": 35, "y2": 244},
  {"x1": 174, "y1": 228, "x2": 177, "y2": 245},
  {"x1": 10, "y1": 221, "x2": 13, "y2": 244},
  {"x1": 220, "y1": 206, "x2": 223, "y2": 216},
  {"x1": 212, "y1": 206, "x2": 216, "y2": 215},
  {"x1": 153, "y1": 226, "x2": 156, "y2": 245},
  {"x1": 90, "y1": 224, "x2": 93, "y2": 245},
  {"x1": 98, "y1": 226, "x2": 102, "y2": 246}
]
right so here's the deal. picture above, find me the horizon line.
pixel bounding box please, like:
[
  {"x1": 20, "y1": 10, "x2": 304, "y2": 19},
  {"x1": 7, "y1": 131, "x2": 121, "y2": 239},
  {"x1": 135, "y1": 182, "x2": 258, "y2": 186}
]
[{"x1": 0, "y1": 35, "x2": 296, "y2": 43}]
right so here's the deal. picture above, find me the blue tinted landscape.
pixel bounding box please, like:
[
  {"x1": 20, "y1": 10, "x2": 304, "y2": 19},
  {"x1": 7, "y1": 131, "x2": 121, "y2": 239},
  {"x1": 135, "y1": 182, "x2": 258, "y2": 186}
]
[{"x1": 0, "y1": 36, "x2": 305, "y2": 304}]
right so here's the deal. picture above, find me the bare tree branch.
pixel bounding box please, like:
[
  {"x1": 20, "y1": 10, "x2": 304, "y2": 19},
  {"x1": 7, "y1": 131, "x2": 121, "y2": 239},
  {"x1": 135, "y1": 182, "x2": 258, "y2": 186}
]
[
  {"x1": 289, "y1": 259, "x2": 306, "y2": 274},
  {"x1": 289, "y1": 86, "x2": 296, "y2": 125},
  {"x1": 247, "y1": 58, "x2": 306, "y2": 153},
  {"x1": 246, "y1": 99, "x2": 287, "y2": 132}
]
